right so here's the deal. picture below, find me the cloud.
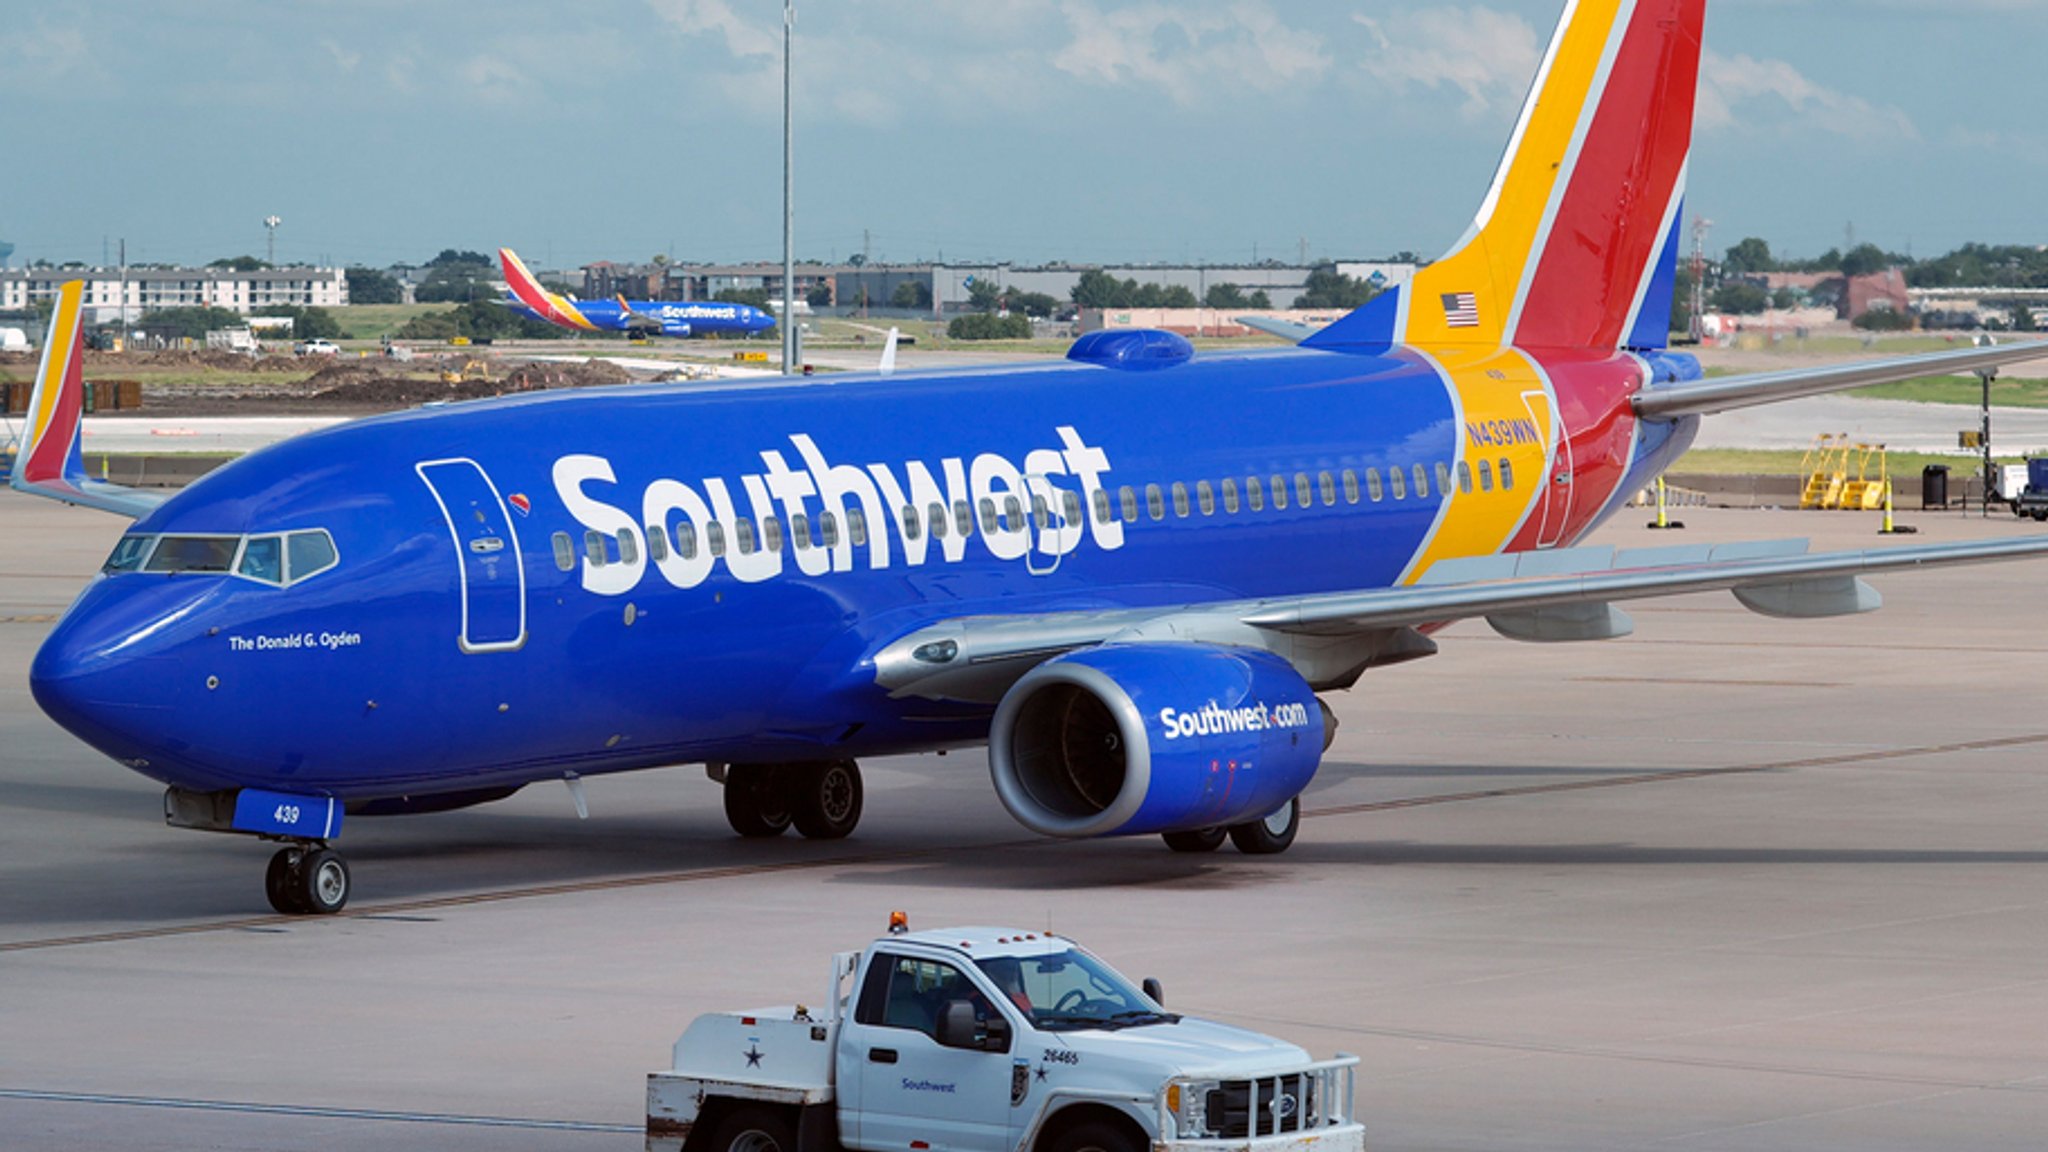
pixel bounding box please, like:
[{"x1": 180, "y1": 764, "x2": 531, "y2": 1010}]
[
  {"x1": 321, "y1": 39, "x2": 362, "y2": 74},
  {"x1": 0, "y1": 19, "x2": 98, "y2": 88},
  {"x1": 647, "y1": 0, "x2": 778, "y2": 60},
  {"x1": 1697, "y1": 50, "x2": 1919, "y2": 141},
  {"x1": 1349, "y1": 6, "x2": 1541, "y2": 119},
  {"x1": 1052, "y1": 2, "x2": 1330, "y2": 106}
]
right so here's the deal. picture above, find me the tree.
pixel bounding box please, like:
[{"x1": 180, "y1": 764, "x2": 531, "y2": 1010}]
[
  {"x1": 394, "y1": 301, "x2": 566, "y2": 342},
  {"x1": 1007, "y1": 291, "x2": 1058, "y2": 319},
  {"x1": 1071, "y1": 269, "x2": 1127, "y2": 309},
  {"x1": 1722, "y1": 237, "x2": 1776, "y2": 276},
  {"x1": 947, "y1": 313, "x2": 1031, "y2": 340},
  {"x1": 717, "y1": 287, "x2": 773, "y2": 309},
  {"x1": 1709, "y1": 281, "x2": 1770, "y2": 315},
  {"x1": 208, "y1": 255, "x2": 271, "y2": 271},
  {"x1": 1205, "y1": 283, "x2": 1251, "y2": 309},
  {"x1": 1159, "y1": 285, "x2": 1198, "y2": 308},
  {"x1": 255, "y1": 305, "x2": 342, "y2": 339},
  {"x1": 967, "y1": 279, "x2": 1003, "y2": 311},
  {"x1": 1853, "y1": 307, "x2": 1913, "y2": 332},
  {"x1": 135, "y1": 305, "x2": 248, "y2": 340},
  {"x1": 1770, "y1": 286, "x2": 1797, "y2": 310},
  {"x1": 428, "y1": 249, "x2": 492, "y2": 268},
  {"x1": 345, "y1": 267, "x2": 403, "y2": 305},
  {"x1": 1247, "y1": 289, "x2": 1272, "y2": 309},
  {"x1": 806, "y1": 283, "x2": 833, "y2": 309},
  {"x1": 2014, "y1": 302, "x2": 2039, "y2": 333},
  {"x1": 890, "y1": 280, "x2": 931, "y2": 310},
  {"x1": 1293, "y1": 266, "x2": 1377, "y2": 309},
  {"x1": 1838, "y1": 243, "x2": 1895, "y2": 279}
]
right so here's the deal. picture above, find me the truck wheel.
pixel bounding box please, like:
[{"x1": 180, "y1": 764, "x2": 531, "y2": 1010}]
[
  {"x1": 1161, "y1": 827, "x2": 1227, "y2": 853},
  {"x1": 1047, "y1": 1119, "x2": 1140, "y2": 1152},
  {"x1": 1228, "y1": 796, "x2": 1300, "y2": 855},
  {"x1": 724, "y1": 767, "x2": 793, "y2": 838},
  {"x1": 713, "y1": 1106, "x2": 796, "y2": 1152},
  {"x1": 790, "y1": 760, "x2": 863, "y2": 840}
]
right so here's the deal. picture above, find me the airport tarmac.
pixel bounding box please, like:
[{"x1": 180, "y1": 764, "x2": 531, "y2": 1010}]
[{"x1": 5, "y1": 495, "x2": 2048, "y2": 1151}]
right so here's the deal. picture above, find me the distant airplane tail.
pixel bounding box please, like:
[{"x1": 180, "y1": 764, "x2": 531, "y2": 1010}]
[
  {"x1": 1307, "y1": 0, "x2": 1701, "y2": 354},
  {"x1": 500, "y1": 247, "x2": 600, "y2": 331},
  {"x1": 8, "y1": 280, "x2": 163, "y2": 518}
]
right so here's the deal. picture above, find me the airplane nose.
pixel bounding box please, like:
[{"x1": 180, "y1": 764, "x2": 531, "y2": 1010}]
[{"x1": 30, "y1": 580, "x2": 217, "y2": 777}]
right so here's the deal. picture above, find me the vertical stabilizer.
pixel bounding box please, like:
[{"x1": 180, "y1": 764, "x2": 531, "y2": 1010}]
[
  {"x1": 9, "y1": 280, "x2": 162, "y2": 517},
  {"x1": 1307, "y1": 0, "x2": 1703, "y2": 353},
  {"x1": 500, "y1": 247, "x2": 599, "y2": 331}
]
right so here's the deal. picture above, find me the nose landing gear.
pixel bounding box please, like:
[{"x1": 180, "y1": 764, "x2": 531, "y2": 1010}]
[{"x1": 264, "y1": 844, "x2": 351, "y2": 915}]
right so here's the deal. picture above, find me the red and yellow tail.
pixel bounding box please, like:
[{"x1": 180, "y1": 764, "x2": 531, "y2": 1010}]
[
  {"x1": 1309, "y1": 0, "x2": 1701, "y2": 354},
  {"x1": 8, "y1": 281, "x2": 162, "y2": 517},
  {"x1": 500, "y1": 247, "x2": 599, "y2": 331}
]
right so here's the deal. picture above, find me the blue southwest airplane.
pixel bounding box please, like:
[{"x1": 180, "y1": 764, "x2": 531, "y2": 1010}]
[
  {"x1": 498, "y1": 246, "x2": 776, "y2": 338},
  {"x1": 13, "y1": 0, "x2": 2048, "y2": 916}
]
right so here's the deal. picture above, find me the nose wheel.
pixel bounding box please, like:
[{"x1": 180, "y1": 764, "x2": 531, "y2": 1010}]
[{"x1": 264, "y1": 845, "x2": 351, "y2": 915}]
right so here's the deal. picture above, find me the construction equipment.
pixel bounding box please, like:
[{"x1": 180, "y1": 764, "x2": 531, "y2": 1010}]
[{"x1": 440, "y1": 358, "x2": 489, "y2": 385}]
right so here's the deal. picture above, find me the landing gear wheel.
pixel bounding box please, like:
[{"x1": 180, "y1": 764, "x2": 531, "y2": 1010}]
[
  {"x1": 713, "y1": 1106, "x2": 796, "y2": 1152},
  {"x1": 297, "y1": 849, "x2": 350, "y2": 914},
  {"x1": 790, "y1": 760, "x2": 863, "y2": 840},
  {"x1": 1228, "y1": 796, "x2": 1301, "y2": 855},
  {"x1": 1161, "y1": 827, "x2": 1227, "y2": 853},
  {"x1": 723, "y1": 767, "x2": 793, "y2": 838},
  {"x1": 265, "y1": 848, "x2": 306, "y2": 915}
]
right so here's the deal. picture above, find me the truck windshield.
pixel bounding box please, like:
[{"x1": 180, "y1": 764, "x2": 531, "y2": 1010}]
[{"x1": 976, "y1": 948, "x2": 1175, "y2": 1031}]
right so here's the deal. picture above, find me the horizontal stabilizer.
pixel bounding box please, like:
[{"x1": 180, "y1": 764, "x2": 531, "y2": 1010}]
[
  {"x1": 8, "y1": 280, "x2": 165, "y2": 519},
  {"x1": 1236, "y1": 316, "x2": 1322, "y2": 344}
]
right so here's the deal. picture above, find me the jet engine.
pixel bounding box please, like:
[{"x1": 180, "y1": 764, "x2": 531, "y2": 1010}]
[{"x1": 988, "y1": 643, "x2": 1326, "y2": 838}]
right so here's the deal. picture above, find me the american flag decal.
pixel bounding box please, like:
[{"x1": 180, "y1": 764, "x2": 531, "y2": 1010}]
[{"x1": 1441, "y1": 292, "x2": 1480, "y2": 328}]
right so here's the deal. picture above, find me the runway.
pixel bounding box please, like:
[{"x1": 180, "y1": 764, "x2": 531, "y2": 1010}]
[{"x1": 4, "y1": 496, "x2": 2048, "y2": 1150}]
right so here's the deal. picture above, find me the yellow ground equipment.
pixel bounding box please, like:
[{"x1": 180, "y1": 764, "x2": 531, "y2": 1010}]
[
  {"x1": 1837, "y1": 443, "x2": 1891, "y2": 511},
  {"x1": 441, "y1": 358, "x2": 490, "y2": 385},
  {"x1": 1799, "y1": 434, "x2": 1850, "y2": 509}
]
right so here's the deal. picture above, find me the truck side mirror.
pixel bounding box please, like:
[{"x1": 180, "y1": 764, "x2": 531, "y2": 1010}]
[
  {"x1": 1143, "y1": 977, "x2": 1165, "y2": 1007},
  {"x1": 936, "y1": 1000, "x2": 1011, "y2": 1052}
]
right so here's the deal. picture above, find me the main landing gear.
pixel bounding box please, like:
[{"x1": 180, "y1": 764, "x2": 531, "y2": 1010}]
[
  {"x1": 264, "y1": 844, "x2": 351, "y2": 915},
  {"x1": 721, "y1": 760, "x2": 864, "y2": 841},
  {"x1": 1159, "y1": 795, "x2": 1301, "y2": 856}
]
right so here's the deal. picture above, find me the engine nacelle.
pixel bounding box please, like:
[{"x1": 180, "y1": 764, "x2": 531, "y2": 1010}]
[{"x1": 988, "y1": 643, "x2": 1323, "y2": 839}]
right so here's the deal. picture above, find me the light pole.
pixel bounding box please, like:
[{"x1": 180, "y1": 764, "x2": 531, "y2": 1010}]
[
  {"x1": 264, "y1": 215, "x2": 281, "y2": 266},
  {"x1": 781, "y1": 0, "x2": 797, "y2": 375}
]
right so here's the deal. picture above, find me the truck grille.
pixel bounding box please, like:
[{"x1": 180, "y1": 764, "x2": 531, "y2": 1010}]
[{"x1": 1203, "y1": 1074, "x2": 1316, "y2": 1139}]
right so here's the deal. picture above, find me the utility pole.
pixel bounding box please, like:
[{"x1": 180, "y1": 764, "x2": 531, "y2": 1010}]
[
  {"x1": 781, "y1": 0, "x2": 797, "y2": 375},
  {"x1": 118, "y1": 238, "x2": 127, "y2": 340},
  {"x1": 1689, "y1": 217, "x2": 1713, "y2": 343}
]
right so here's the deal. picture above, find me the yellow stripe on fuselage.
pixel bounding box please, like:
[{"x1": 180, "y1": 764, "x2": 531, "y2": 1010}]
[
  {"x1": 1402, "y1": 0, "x2": 1628, "y2": 347},
  {"x1": 1400, "y1": 348, "x2": 1556, "y2": 583}
]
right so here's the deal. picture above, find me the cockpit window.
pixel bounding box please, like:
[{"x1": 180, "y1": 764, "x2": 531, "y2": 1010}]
[
  {"x1": 103, "y1": 535, "x2": 155, "y2": 573},
  {"x1": 144, "y1": 535, "x2": 239, "y2": 574},
  {"x1": 237, "y1": 535, "x2": 284, "y2": 584},
  {"x1": 286, "y1": 530, "x2": 339, "y2": 583}
]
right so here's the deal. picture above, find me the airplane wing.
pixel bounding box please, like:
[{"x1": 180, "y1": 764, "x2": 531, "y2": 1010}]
[
  {"x1": 7, "y1": 281, "x2": 166, "y2": 519},
  {"x1": 1235, "y1": 316, "x2": 1321, "y2": 343},
  {"x1": 871, "y1": 534, "x2": 2048, "y2": 703},
  {"x1": 1637, "y1": 339, "x2": 2048, "y2": 419}
]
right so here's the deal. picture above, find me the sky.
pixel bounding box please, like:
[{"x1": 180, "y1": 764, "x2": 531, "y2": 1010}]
[{"x1": 3, "y1": 0, "x2": 2045, "y2": 273}]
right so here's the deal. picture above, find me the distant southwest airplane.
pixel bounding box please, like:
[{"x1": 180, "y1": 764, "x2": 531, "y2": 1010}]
[
  {"x1": 14, "y1": 0, "x2": 2048, "y2": 915},
  {"x1": 499, "y1": 247, "x2": 775, "y2": 339}
]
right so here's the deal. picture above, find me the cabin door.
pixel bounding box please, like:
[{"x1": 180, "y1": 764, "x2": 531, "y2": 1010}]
[{"x1": 416, "y1": 457, "x2": 528, "y2": 653}]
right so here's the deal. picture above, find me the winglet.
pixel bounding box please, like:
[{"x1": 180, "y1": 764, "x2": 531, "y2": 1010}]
[
  {"x1": 879, "y1": 327, "x2": 900, "y2": 376},
  {"x1": 499, "y1": 247, "x2": 599, "y2": 331},
  {"x1": 9, "y1": 280, "x2": 164, "y2": 518}
]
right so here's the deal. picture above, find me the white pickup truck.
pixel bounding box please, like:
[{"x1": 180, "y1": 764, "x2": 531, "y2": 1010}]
[{"x1": 647, "y1": 918, "x2": 1364, "y2": 1152}]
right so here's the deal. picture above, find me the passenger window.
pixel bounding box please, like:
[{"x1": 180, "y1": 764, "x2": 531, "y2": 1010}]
[
  {"x1": 1247, "y1": 476, "x2": 1265, "y2": 512},
  {"x1": 678, "y1": 521, "x2": 699, "y2": 560},
  {"x1": 1146, "y1": 484, "x2": 1165, "y2": 521},
  {"x1": 1342, "y1": 470, "x2": 1359, "y2": 504},
  {"x1": 1297, "y1": 472, "x2": 1315, "y2": 507},
  {"x1": 1119, "y1": 486, "x2": 1138, "y2": 523},
  {"x1": 1478, "y1": 460, "x2": 1494, "y2": 492},
  {"x1": 1031, "y1": 494, "x2": 1050, "y2": 530},
  {"x1": 1004, "y1": 496, "x2": 1023, "y2": 531},
  {"x1": 145, "y1": 535, "x2": 238, "y2": 574},
  {"x1": 1500, "y1": 459, "x2": 1515, "y2": 490},
  {"x1": 1063, "y1": 491, "x2": 1083, "y2": 527},
  {"x1": 735, "y1": 517, "x2": 757, "y2": 555},
  {"x1": 1367, "y1": 468, "x2": 1383, "y2": 502},
  {"x1": 585, "y1": 529, "x2": 607, "y2": 567},
  {"x1": 901, "y1": 505, "x2": 921, "y2": 542},
  {"x1": 551, "y1": 531, "x2": 576, "y2": 572},
  {"x1": 617, "y1": 529, "x2": 640, "y2": 565},
  {"x1": 645, "y1": 525, "x2": 669, "y2": 562},
  {"x1": 979, "y1": 497, "x2": 999, "y2": 533},
  {"x1": 103, "y1": 535, "x2": 155, "y2": 573},
  {"x1": 1390, "y1": 468, "x2": 1407, "y2": 500},
  {"x1": 820, "y1": 512, "x2": 839, "y2": 548},
  {"x1": 707, "y1": 521, "x2": 727, "y2": 557},
  {"x1": 1436, "y1": 461, "x2": 1452, "y2": 496},
  {"x1": 790, "y1": 513, "x2": 810, "y2": 551},
  {"x1": 929, "y1": 502, "x2": 948, "y2": 540},
  {"x1": 1196, "y1": 480, "x2": 1215, "y2": 515},
  {"x1": 238, "y1": 535, "x2": 283, "y2": 584},
  {"x1": 1222, "y1": 478, "x2": 1240, "y2": 514},
  {"x1": 1171, "y1": 482, "x2": 1189, "y2": 518},
  {"x1": 1318, "y1": 472, "x2": 1335, "y2": 506},
  {"x1": 286, "y1": 530, "x2": 339, "y2": 583},
  {"x1": 1457, "y1": 461, "x2": 1474, "y2": 495},
  {"x1": 1271, "y1": 475, "x2": 1288, "y2": 511},
  {"x1": 1412, "y1": 464, "x2": 1429, "y2": 499},
  {"x1": 955, "y1": 500, "x2": 974, "y2": 538},
  {"x1": 762, "y1": 516, "x2": 782, "y2": 553},
  {"x1": 848, "y1": 508, "x2": 868, "y2": 548},
  {"x1": 1094, "y1": 489, "x2": 1113, "y2": 525}
]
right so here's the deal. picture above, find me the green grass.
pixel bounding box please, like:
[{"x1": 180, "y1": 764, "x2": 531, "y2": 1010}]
[
  {"x1": 1671, "y1": 447, "x2": 2016, "y2": 477},
  {"x1": 1846, "y1": 376, "x2": 2048, "y2": 407},
  {"x1": 333, "y1": 304, "x2": 458, "y2": 341}
]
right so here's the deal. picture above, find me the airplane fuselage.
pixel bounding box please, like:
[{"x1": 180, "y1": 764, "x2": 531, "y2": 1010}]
[
  {"x1": 30, "y1": 340, "x2": 1697, "y2": 804},
  {"x1": 504, "y1": 296, "x2": 775, "y2": 338}
]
